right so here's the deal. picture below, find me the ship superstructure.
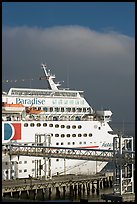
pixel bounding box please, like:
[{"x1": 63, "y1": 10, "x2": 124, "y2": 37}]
[{"x1": 2, "y1": 64, "x2": 116, "y2": 180}]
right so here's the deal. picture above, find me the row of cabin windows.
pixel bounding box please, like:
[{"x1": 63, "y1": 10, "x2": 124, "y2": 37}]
[
  {"x1": 56, "y1": 141, "x2": 87, "y2": 145},
  {"x1": 31, "y1": 107, "x2": 90, "y2": 113},
  {"x1": 54, "y1": 133, "x2": 92, "y2": 137},
  {"x1": 24, "y1": 123, "x2": 82, "y2": 129},
  {"x1": 21, "y1": 136, "x2": 92, "y2": 146},
  {"x1": 5, "y1": 169, "x2": 36, "y2": 174}
]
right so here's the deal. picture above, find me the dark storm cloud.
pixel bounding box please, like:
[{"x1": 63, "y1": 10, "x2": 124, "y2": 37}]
[{"x1": 2, "y1": 25, "x2": 135, "y2": 123}]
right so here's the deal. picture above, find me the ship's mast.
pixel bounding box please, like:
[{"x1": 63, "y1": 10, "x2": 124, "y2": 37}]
[{"x1": 41, "y1": 63, "x2": 61, "y2": 90}]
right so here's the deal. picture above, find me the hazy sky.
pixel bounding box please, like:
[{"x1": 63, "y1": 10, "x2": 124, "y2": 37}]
[{"x1": 2, "y1": 2, "x2": 135, "y2": 126}]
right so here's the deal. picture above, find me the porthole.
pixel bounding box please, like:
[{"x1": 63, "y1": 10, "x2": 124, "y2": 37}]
[
  {"x1": 67, "y1": 134, "x2": 70, "y2": 137},
  {"x1": 78, "y1": 125, "x2": 82, "y2": 129},
  {"x1": 72, "y1": 125, "x2": 76, "y2": 129},
  {"x1": 49, "y1": 124, "x2": 53, "y2": 127},
  {"x1": 30, "y1": 123, "x2": 35, "y2": 127},
  {"x1": 61, "y1": 134, "x2": 65, "y2": 137},
  {"x1": 55, "y1": 134, "x2": 59, "y2": 137},
  {"x1": 55, "y1": 124, "x2": 59, "y2": 128},
  {"x1": 24, "y1": 123, "x2": 28, "y2": 127},
  {"x1": 61, "y1": 125, "x2": 65, "y2": 128},
  {"x1": 37, "y1": 123, "x2": 41, "y2": 127},
  {"x1": 66, "y1": 125, "x2": 70, "y2": 129},
  {"x1": 89, "y1": 133, "x2": 92, "y2": 137},
  {"x1": 43, "y1": 123, "x2": 47, "y2": 127},
  {"x1": 83, "y1": 133, "x2": 87, "y2": 137},
  {"x1": 72, "y1": 134, "x2": 76, "y2": 137},
  {"x1": 78, "y1": 134, "x2": 82, "y2": 137}
]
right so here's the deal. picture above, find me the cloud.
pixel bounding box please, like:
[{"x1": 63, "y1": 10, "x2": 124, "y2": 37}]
[{"x1": 2, "y1": 25, "x2": 135, "y2": 125}]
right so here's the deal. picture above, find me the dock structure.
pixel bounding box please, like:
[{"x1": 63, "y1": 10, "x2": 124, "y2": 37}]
[
  {"x1": 2, "y1": 173, "x2": 113, "y2": 201},
  {"x1": 101, "y1": 133, "x2": 135, "y2": 202},
  {"x1": 2, "y1": 133, "x2": 135, "y2": 202}
]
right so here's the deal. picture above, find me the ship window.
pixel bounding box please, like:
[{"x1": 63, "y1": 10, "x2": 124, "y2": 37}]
[
  {"x1": 72, "y1": 142, "x2": 75, "y2": 145},
  {"x1": 77, "y1": 108, "x2": 82, "y2": 112},
  {"x1": 68, "y1": 142, "x2": 70, "y2": 145},
  {"x1": 78, "y1": 125, "x2": 82, "y2": 129},
  {"x1": 55, "y1": 134, "x2": 59, "y2": 137},
  {"x1": 84, "y1": 142, "x2": 86, "y2": 144},
  {"x1": 24, "y1": 169, "x2": 27, "y2": 172},
  {"x1": 56, "y1": 159, "x2": 59, "y2": 161},
  {"x1": 49, "y1": 124, "x2": 53, "y2": 127},
  {"x1": 19, "y1": 170, "x2": 22, "y2": 173},
  {"x1": 55, "y1": 107, "x2": 59, "y2": 112},
  {"x1": 37, "y1": 123, "x2": 41, "y2": 127},
  {"x1": 72, "y1": 125, "x2": 76, "y2": 129},
  {"x1": 24, "y1": 123, "x2": 28, "y2": 127},
  {"x1": 43, "y1": 123, "x2": 47, "y2": 127},
  {"x1": 79, "y1": 141, "x2": 82, "y2": 144},
  {"x1": 61, "y1": 125, "x2": 65, "y2": 128},
  {"x1": 83, "y1": 108, "x2": 86, "y2": 112},
  {"x1": 66, "y1": 125, "x2": 70, "y2": 129},
  {"x1": 61, "y1": 142, "x2": 63, "y2": 145},
  {"x1": 98, "y1": 127, "x2": 101, "y2": 130},
  {"x1": 55, "y1": 124, "x2": 59, "y2": 128},
  {"x1": 89, "y1": 133, "x2": 92, "y2": 137},
  {"x1": 56, "y1": 143, "x2": 59, "y2": 145},
  {"x1": 72, "y1": 108, "x2": 75, "y2": 112},
  {"x1": 32, "y1": 169, "x2": 35, "y2": 172},
  {"x1": 78, "y1": 134, "x2": 82, "y2": 137},
  {"x1": 61, "y1": 134, "x2": 65, "y2": 137},
  {"x1": 67, "y1": 134, "x2": 70, "y2": 137},
  {"x1": 66, "y1": 108, "x2": 71, "y2": 112},
  {"x1": 72, "y1": 134, "x2": 76, "y2": 137},
  {"x1": 30, "y1": 123, "x2": 35, "y2": 127},
  {"x1": 19, "y1": 161, "x2": 22, "y2": 164},
  {"x1": 5, "y1": 162, "x2": 8, "y2": 165},
  {"x1": 61, "y1": 107, "x2": 64, "y2": 112},
  {"x1": 32, "y1": 160, "x2": 35, "y2": 163},
  {"x1": 83, "y1": 133, "x2": 87, "y2": 137},
  {"x1": 24, "y1": 161, "x2": 27, "y2": 164},
  {"x1": 43, "y1": 107, "x2": 48, "y2": 112},
  {"x1": 50, "y1": 107, "x2": 53, "y2": 112}
]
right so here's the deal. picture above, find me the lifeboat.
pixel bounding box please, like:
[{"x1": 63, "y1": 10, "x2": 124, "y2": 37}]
[
  {"x1": 2, "y1": 103, "x2": 25, "y2": 113},
  {"x1": 26, "y1": 107, "x2": 42, "y2": 114}
]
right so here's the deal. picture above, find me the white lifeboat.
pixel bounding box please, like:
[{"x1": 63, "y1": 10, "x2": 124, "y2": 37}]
[{"x1": 2, "y1": 103, "x2": 25, "y2": 113}]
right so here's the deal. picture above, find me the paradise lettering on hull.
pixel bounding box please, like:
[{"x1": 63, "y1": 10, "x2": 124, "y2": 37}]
[{"x1": 16, "y1": 98, "x2": 46, "y2": 105}]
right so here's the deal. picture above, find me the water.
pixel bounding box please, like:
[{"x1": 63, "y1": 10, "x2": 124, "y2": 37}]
[{"x1": 70, "y1": 187, "x2": 113, "y2": 202}]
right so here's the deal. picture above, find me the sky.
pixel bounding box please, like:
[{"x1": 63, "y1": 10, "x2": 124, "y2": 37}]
[{"x1": 2, "y1": 2, "x2": 135, "y2": 133}]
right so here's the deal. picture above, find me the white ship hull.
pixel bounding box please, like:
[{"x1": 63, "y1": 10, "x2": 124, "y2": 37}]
[
  {"x1": 2, "y1": 120, "x2": 114, "y2": 179},
  {"x1": 2, "y1": 63, "x2": 117, "y2": 179}
]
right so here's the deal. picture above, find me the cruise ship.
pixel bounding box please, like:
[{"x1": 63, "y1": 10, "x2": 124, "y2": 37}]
[{"x1": 2, "y1": 64, "x2": 117, "y2": 180}]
